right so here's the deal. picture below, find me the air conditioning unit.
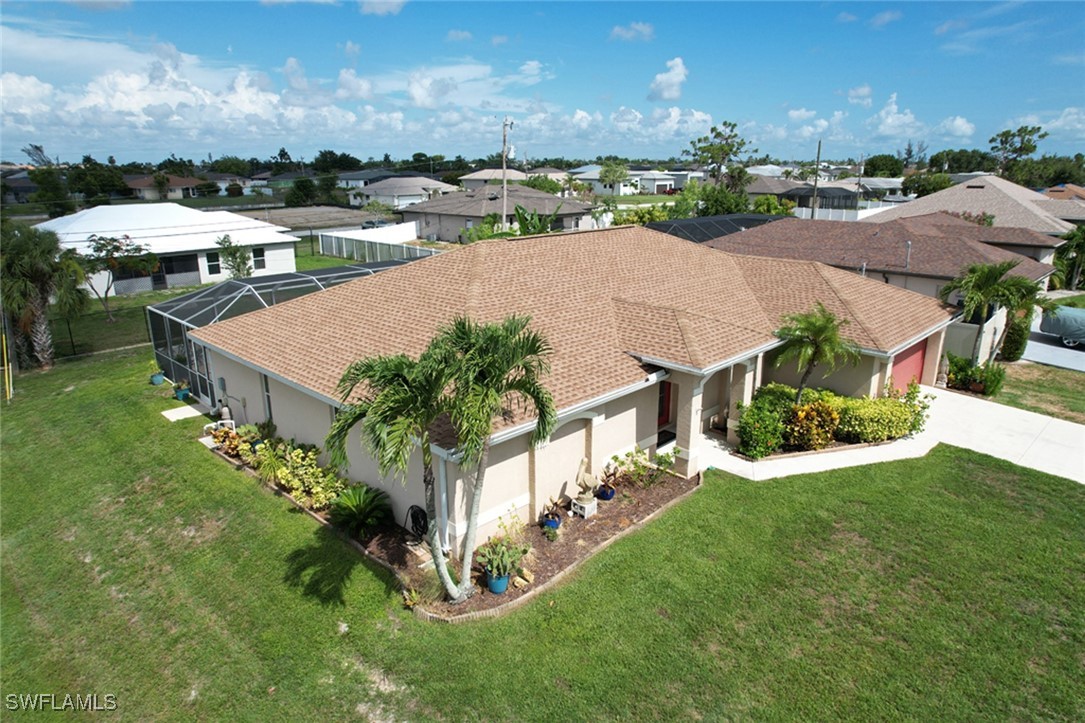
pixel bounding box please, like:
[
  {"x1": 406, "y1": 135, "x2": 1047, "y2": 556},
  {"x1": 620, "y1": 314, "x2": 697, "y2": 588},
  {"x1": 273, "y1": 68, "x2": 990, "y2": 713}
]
[{"x1": 426, "y1": 234, "x2": 437, "y2": 242}]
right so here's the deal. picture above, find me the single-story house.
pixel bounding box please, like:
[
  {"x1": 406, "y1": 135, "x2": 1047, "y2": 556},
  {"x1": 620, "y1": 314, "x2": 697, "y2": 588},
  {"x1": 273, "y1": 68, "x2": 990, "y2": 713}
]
[
  {"x1": 573, "y1": 167, "x2": 641, "y2": 196},
  {"x1": 701, "y1": 214, "x2": 1055, "y2": 361},
  {"x1": 1, "y1": 170, "x2": 37, "y2": 203},
  {"x1": 746, "y1": 175, "x2": 807, "y2": 202},
  {"x1": 524, "y1": 167, "x2": 569, "y2": 184},
  {"x1": 663, "y1": 168, "x2": 707, "y2": 189},
  {"x1": 401, "y1": 185, "x2": 596, "y2": 243},
  {"x1": 36, "y1": 203, "x2": 299, "y2": 293},
  {"x1": 125, "y1": 174, "x2": 205, "y2": 201},
  {"x1": 637, "y1": 171, "x2": 676, "y2": 194},
  {"x1": 861, "y1": 175, "x2": 1076, "y2": 235},
  {"x1": 353, "y1": 176, "x2": 458, "y2": 210},
  {"x1": 783, "y1": 185, "x2": 859, "y2": 210},
  {"x1": 338, "y1": 169, "x2": 399, "y2": 190},
  {"x1": 188, "y1": 226, "x2": 954, "y2": 552},
  {"x1": 458, "y1": 168, "x2": 528, "y2": 191},
  {"x1": 202, "y1": 172, "x2": 254, "y2": 195}
]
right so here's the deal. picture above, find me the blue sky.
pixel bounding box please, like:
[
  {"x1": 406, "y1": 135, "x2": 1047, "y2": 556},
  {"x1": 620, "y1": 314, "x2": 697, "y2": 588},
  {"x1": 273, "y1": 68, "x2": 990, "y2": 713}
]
[{"x1": 2, "y1": 1, "x2": 1082, "y2": 165}]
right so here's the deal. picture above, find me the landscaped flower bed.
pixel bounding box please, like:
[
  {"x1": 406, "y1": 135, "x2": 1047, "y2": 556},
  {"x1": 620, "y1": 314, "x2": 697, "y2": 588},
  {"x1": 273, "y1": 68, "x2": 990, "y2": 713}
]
[{"x1": 736, "y1": 381, "x2": 932, "y2": 459}]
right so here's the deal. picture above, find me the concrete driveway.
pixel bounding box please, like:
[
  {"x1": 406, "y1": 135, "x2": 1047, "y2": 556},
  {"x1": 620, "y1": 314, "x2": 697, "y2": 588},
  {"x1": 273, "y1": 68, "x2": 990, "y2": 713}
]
[
  {"x1": 703, "y1": 386, "x2": 1085, "y2": 484},
  {"x1": 1022, "y1": 313, "x2": 1085, "y2": 372}
]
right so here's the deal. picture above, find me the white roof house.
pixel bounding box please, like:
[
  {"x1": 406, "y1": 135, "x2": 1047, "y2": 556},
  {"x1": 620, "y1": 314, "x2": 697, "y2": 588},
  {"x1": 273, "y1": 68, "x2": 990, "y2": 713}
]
[
  {"x1": 355, "y1": 176, "x2": 458, "y2": 210},
  {"x1": 458, "y1": 168, "x2": 528, "y2": 190},
  {"x1": 36, "y1": 203, "x2": 299, "y2": 293}
]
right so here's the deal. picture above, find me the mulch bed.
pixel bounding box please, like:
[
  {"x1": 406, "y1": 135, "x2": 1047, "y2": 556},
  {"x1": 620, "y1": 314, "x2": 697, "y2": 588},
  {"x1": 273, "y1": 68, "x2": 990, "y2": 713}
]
[{"x1": 359, "y1": 474, "x2": 700, "y2": 617}]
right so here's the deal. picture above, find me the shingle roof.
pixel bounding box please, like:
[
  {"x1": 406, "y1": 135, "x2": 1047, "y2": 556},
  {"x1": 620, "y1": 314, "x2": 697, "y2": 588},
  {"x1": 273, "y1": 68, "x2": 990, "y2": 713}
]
[
  {"x1": 747, "y1": 175, "x2": 807, "y2": 196},
  {"x1": 190, "y1": 226, "x2": 953, "y2": 427},
  {"x1": 1044, "y1": 183, "x2": 1085, "y2": 202},
  {"x1": 860, "y1": 175, "x2": 1075, "y2": 234},
  {"x1": 400, "y1": 184, "x2": 593, "y2": 218},
  {"x1": 360, "y1": 176, "x2": 457, "y2": 195},
  {"x1": 894, "y1": 212, "x2": 1065, "y2": 248},
  {"x1": 702, "y1": 216, "x2": 1054, "y2": 283},
  {"x1": 459, "y1": 168, "x2": 528, "y2": 182}
]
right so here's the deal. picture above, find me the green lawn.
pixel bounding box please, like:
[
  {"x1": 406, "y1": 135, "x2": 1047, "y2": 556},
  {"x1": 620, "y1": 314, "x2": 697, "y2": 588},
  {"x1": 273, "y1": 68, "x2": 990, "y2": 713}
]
[
  {"x1": 294, "y1": 237, "x2": 351, "y2": 271},
  {"x1": 3, "y1": 351, "x2": 1083, "y2": 720},
  {"x1": 999, "y1": 362, "x2": 1085, "y2": 424},
  {"x1": 1054, "y1": 293, "x2": 1085, "y2": 309}
]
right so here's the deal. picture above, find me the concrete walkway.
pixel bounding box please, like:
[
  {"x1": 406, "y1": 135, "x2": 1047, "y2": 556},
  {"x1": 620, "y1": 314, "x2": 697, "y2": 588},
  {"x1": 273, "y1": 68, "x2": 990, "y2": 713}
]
[{"x1": 701, "y1": 386, "x2": 1085, "y2": 484}]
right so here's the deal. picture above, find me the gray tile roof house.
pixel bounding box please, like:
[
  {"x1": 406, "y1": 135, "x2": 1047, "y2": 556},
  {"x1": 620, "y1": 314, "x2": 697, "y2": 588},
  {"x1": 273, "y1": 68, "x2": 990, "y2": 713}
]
[{"x1": 860, "y1": 175, "x2": 1075, "y2": 235}]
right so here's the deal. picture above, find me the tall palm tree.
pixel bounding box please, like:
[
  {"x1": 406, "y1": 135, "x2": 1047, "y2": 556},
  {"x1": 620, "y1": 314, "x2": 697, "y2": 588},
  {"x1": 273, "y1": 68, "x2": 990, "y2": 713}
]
[
  {"x1": 436, "y1": 315, "x2": 556, "y2": 602},
  {"x1": 938, "y1": 260, "x2": 1050, "y2": 363},
  {"x1": 0, "y1": 222, "x2": 88, "y2": 369},
  {"x1": 774, "y1": 302, "x2": 862, "y2": 404},
  {"x1": 325, "y1": 348, "x2": 460, "y2": 600}
]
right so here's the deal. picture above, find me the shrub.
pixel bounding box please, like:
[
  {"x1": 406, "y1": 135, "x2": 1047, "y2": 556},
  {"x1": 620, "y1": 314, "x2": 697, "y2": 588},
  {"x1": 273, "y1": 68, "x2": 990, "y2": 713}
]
[
  {"x1": 212, "y1": 427, "x2": 243, "y2": 457},
  {"x1": 329, "y1": 484, "x2": 392, "y2": 538},
  {"x1": 1000, "y1": 315, "x2": 1031, "y2": 362},
  {"x1": 225, "y1": 182, "x2": 243, "y2": 197},
  {"x1": 736, "y1": 402, "x2": 785, "y2": 459},
  {"x1": 609, "y1": 445, "x2": 679, "y2": 487},
  {"x1": 946, "y1": 353, "x2": 1005, "y2": 396},
  {"x1": 835, "y1": 397, "x2": 913, "y2": 443},
  {"x1": 783, "y1": 400, "x2": 840, "y2": 451},
  {"x1": 277, "y1": 447, "x2": 345, "y2": 510},
  {"x1": 981, "y1": 363, "x2": 1006, "y2": 396}
]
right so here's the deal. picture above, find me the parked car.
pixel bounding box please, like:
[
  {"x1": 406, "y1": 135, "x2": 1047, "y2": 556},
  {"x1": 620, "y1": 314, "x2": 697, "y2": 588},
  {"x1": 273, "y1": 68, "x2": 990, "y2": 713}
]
[
  {"x1": 1039, "y1": 305, "x2": 1085, "y2": 348},
  {"x1": 361, "y1": 219, "x2": 392, "y2": 229}
]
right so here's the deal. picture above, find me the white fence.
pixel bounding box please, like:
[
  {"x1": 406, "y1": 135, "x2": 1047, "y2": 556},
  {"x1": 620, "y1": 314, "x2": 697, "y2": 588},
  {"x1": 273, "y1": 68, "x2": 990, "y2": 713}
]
[{"x1": 319, "y1": 221, "x2": 441, "y2": 263}]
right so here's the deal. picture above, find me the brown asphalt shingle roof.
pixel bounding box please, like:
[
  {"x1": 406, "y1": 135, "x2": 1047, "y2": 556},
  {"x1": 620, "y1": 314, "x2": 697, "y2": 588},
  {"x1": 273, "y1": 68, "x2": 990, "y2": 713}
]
[
  {"x1": 191, "y1": 227, "x2": 953, "y2": 424},
  {"x1": 704, "y1": 216, "x2": 1054, "y2": 283},
  {"x1": 400, "y1": 184, "x2": 593, "y2": 219}
]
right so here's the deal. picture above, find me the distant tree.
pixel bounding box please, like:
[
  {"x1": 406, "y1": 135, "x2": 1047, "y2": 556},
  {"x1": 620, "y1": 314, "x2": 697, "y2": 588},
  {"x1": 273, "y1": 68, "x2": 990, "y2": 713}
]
[
  {"x1": 209, "y1": 155, "x2": 253, "y2": 178},
  {"x1": 902, "y1": 173, "x2": 953, "y2": 198},
  {"x1": 79, "y1": 235, "x2": 158, "y2": 321},
  {"x1": 613, "y1": 205, "x2": 670, "y2": 225},
  {"x1": 0, "y1": 222, "x2": 89, "y2": 369},
  {"x1": 156, "y1": 154, "x2": 195, "y2": 177},
  {"x1": 21, "y1": 143, "x2": 56, "y2": 167},
  {"x1": 698, "y1": 183, "x2": 749, "y2": 216},
  {"x1": 721, "y1": 165, "x2": 753, "y2": 195},
  {"x1": 773, "y1": 302, "x2": 861, "y2": 405},
  {"x1": 285, "y1": 178, "x2": 318, "y2": 207},
  {"x1": 313, "y1": 149, "x2": 362, "y2": 174},
  {"x1": 225, "y1": 182, "x2": 244, "y2": 198},
  {"x1": 316, "y1": 175, "x2": 339, "y2": 203},
  {"x1": 521, "y1": 175, "x2": 562, "y2": 195},
  {"x1": 67, "y1": 156, "x2": 128, "y2": 201},
  {"x1": 667, "y1": 180, "x2": 702, "y2": 219},
  {"x1": 215, "y1": 234, "x2": 252, "y2": 279},
  {"x1": 599, "y1": 160, "x2": 629, "y2": 196},
  {"x1": 683, "y1": 122, "x2": 756, "y2": 183},
  {"x1": 1006, "y1": 154, "x2": 1085, "y2": 188},
  {"x1": 990, "y1": 126, "x2": 1048, "y2": 177},
  {"x1": 195, "y1": 180, "x2": 221, "y2": 198},
  {"x1": 28, "y1": 168, "x2": 75, "y2": 218},
  {"x1": 751, "y1": 194, "x2": 795, "y2": 216},
  {"x1": 863, "y1": 154, "x2": 904, "y2": 178},
  {"x1": 896, "y1": 140, "x2": 929, "y2": 169}
]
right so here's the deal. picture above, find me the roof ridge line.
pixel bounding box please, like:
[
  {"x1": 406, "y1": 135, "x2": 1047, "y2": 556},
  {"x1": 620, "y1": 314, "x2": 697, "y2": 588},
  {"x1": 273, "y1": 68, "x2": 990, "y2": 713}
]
[{"x1": 814, "y1": 263, "x2": 883, "y2": 349}]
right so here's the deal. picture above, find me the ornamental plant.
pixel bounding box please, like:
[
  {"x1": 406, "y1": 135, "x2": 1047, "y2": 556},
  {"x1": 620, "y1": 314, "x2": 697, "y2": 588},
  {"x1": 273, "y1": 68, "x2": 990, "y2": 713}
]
[
  {"x1": 609, "y1": 445, "x2": 679, "y2": 487},
  {"x1": 736, "y1": 401, "x2": 785, "y2": 459},
  {"x1": 783, "y1": 399, "x2": 840, "y2": 451}
]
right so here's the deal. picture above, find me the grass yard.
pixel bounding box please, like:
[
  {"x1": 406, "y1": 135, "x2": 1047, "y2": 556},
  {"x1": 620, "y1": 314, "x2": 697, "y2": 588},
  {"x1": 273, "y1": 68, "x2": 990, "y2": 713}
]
[
  {"x1": 1054, "y1": 293, "x2": 1085, "y2": 309},
  {"x1": 999, "y1": 361, "x2": 1085, "y2": 424},
  {"x1": 3, "y1": 351, "x2": 1084, "y2": 720},
  {"x1": 294, "y1": 237, "x2": 352, "y2": 271}
]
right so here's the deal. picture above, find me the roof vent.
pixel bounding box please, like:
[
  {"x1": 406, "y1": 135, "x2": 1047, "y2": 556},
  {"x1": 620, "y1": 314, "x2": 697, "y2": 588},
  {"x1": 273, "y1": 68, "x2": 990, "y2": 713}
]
[
  {"x1": 966, "y1": 184, "x2": 985, "y2": 189},
  {"x1": 487, "y1": 192, "x2": 499, "y2": 200}
]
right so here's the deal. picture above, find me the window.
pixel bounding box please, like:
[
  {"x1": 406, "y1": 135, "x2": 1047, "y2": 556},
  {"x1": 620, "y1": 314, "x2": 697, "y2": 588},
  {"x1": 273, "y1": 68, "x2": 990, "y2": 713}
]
[
  {"x1": 252, "y1": 247, "x2": 266, "y2": 270},
  {"x1": 206, "y1": 252, "x2": 221, "y2": 275},
  {"x1": 262, "y1": 374, "x2": 273, "y2": 421}
]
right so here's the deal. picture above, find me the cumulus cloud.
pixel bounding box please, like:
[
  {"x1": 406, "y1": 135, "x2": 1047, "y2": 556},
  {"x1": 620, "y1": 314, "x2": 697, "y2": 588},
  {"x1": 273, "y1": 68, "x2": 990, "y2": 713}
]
[
  {"x1": 847, "y1": 84, "x2": 873, "y2": 108},
  {"x1": 788, "y1": 108, "x2": 816, "y2": 122},
  {"x1": 869, "y1": 93, "x2": 924, "y2": 139},
  {"x1": 1014, "y1": 107, "x2": 1085, "y2": 139},
  {"x1": 869, "y1": 10, "x2": 903, "y2": 29},
  {"x1": 446, "y1": 29, "x2": 472, "y2": 42},
  {"x1": 406, "y1": 71, "x2": 457, "y2": 108},
  {"x1": 610, "y1": 22, "x2": 654, "y2": 41},
  {"x1": 934, "y1": 115, "x2": 975, "y2": 138},
  {"x1": 647, "y1": 57, "x2": 687, "y2": 101},
  {"x1": 491, "y1": 35, "x2": 508, "y2": 46},
  {"x1": 836, "y1": 12, "x2": 857, "y2": 23},
  {"x1": 335, "y1": 68, "x2": 372, "y2": 100},
  {"x1": 343, "y1": 40, "x2": 361, "y2": 61},
  {"x1": 359, "y1": 0, "x2": 406, "y2": 16}
]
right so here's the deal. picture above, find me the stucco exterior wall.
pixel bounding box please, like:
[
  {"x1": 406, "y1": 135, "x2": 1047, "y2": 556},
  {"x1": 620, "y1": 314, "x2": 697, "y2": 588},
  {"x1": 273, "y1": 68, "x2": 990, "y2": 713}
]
[
  {"x1": 207, "y1": 352, "x2": 268, "y2": 427},
  {"x1": 882, "y1": 272, "x2": 944, "y2": 299},
  {"x1": 198, "y1": 241, "x2": 296, "y2": 284},
  {"x1": 942, "y1": 313, "x2": 1004, "y2": 362},
  {"x1": 763, "y1": 351, "x2": 883, "y2": 398}
]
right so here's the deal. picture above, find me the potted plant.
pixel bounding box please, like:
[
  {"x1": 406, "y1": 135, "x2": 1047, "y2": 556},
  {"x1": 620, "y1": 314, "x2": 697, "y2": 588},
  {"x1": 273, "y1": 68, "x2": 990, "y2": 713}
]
[
  {"x1": 475, "y1": 536, "x2": 529, "y2": 595},
  {"x1": 148, "y1": 360, "x2": 165, "y2": 386},
  {"x1": 173, "y1": 379, "x2": 191, "y2": 401},
  {"x1": 540, "y1": 496, "x2": 564, "y2": 530},
  {"x1": 595, "y1": 465, "x2": 619, "y2": 500}
]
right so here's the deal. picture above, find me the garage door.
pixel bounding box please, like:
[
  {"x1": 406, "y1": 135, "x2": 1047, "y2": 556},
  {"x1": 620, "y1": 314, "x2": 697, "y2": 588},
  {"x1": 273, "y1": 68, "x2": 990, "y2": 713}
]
[{"x1": 891, "y1": 339, "x2": 926, "y2": 392}]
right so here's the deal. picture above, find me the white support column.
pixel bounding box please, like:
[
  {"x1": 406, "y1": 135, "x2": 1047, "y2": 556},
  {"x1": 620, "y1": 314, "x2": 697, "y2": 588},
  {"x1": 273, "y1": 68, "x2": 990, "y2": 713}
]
[
  {"x1": 922, "y1": 329, "x2": 945, "y2": 386},
  {"x1": 672, "y1": 371, "x2": 706, "y2": 478},
  {"x1": 726, "y1": 359, "x2": 758, "y2": 445}
]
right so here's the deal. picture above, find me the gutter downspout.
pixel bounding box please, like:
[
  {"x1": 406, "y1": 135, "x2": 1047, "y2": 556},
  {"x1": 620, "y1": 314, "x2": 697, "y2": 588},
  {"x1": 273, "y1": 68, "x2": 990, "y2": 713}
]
[{"x1": 430, "y1": 443, "x2": 462, "y2": 553}]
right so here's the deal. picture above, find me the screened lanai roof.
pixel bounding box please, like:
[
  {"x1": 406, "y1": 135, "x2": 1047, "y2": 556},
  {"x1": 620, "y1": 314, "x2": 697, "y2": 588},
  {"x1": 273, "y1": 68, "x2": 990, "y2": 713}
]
[
  {"x1": 645, "y1": 214, "x2": 783, "y2": 244},
  {"x1": 150, "y1": 260, "x2": 411, "y2": 329}
]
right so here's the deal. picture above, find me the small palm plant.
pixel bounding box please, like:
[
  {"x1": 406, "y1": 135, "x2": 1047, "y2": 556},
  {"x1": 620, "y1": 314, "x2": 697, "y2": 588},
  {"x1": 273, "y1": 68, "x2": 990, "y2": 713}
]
[
  {"x1": 774, "y1": 303, "x2": 861, "y2": 405},
  {"x1": 329, "y1": 485, "x2": 392, "y2": 538}
]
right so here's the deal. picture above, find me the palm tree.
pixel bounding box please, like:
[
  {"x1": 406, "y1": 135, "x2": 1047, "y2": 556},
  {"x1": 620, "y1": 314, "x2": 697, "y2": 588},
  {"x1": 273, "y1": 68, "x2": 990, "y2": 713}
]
[
  {"x1": 0, "y1": 222, "x2": 88, "y2": 369},
  {"x1": 774, "y1": 302, "x2": 862, "y2": 404},
  {"x1": 938, "y1": 260, "x2": 1052, "y2": 363},
  {"x1": 436, "y1": 315, "x2": 556, "y2": 602},
  {"x1": 325, "y1": 348, "x2": 460, "y2": 600}
]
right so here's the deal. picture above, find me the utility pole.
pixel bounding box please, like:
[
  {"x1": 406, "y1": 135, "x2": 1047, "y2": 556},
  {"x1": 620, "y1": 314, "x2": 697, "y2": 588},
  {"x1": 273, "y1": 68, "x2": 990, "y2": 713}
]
[
  {"x1": 501, "y1": 115, "x2": 513, "y2": 231},
  {"x1": 810, "y1": 139, "x2": 822, "y2": 219}
]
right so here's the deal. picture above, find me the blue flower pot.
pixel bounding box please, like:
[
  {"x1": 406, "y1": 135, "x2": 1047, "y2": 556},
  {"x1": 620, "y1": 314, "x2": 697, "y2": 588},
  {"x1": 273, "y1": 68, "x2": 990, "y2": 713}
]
[
  {"x1": 175, "y1": 388, "x2": 190, "y2": 401},
  {"x1": 486, "y1": 571, "x2": 510, "y2": 595},
  {"x1": 542, "y1": 514, "x2": 562, "y2": 530},
  {"x1": 596, "y1": 485, "x2": 616, "y2": 501},
  {"x1": 150, "y1": 372, "x2": 165, "y2": 386}
]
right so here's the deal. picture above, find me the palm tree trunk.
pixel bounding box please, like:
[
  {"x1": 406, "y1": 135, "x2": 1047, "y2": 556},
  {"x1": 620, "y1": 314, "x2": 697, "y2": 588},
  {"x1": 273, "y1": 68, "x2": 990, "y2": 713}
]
[
  {"x1": 971, "y1": 322, "x2": 984, "y2": 364},
  {"x1": 454, "y1": 440, "x2": 490, "y2": 603},
  {"x1": 28, "y1": 294, "x2": 54, "y2": 369},
  {"x1": 795, "y1": 362, "x2": 817, "y2": 404},
  {"x1": 422, "y1": 462, "x2": 459, "y2": 600},
  {"x1": 987, "y1": 312, "x2": 1016, "y2": 364}
]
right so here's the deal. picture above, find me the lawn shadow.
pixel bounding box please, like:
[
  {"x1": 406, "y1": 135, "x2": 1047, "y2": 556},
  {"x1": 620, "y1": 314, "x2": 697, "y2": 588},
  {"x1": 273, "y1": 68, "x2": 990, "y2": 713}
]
[{"x1": 283, "y1": 524, "x2": 398, "y2": 606}]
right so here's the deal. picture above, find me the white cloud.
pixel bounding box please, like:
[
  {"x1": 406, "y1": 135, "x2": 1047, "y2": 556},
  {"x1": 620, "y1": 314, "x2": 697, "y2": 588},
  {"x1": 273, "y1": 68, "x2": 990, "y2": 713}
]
[
  {"x1": 519, "y1": 60, "x2": 542, "y2": 76},
  {"x1": 869, "y1": 10, "x2": 903, "y2": 29},
  {"x1": 359, "y1": 1, "x2": 406, "y2": 16},
  {"x1": 1013, "y1": 107, "x2": 1085, "y2": 139},
  {"x1": 335, "y1": 68, "x2": 372, "y2": 100},
  {"x1": 569, "y1": 109, "x2": 598, "y2": 130},
  {"x1": 610, "y1": 22, "x2": 654, "y2": 41},
  {"x1": 446, "y1": 29, "x2": 472, "y2": 42},
  {"x1": 406, "y1": 71, "x2": 458, "y2": 108},
  {"x1": 647, "y1": 57, "x2": 687, "y2": 102},
  {"x1": 788, "y1": 108, "x2": 816, "y2": 122},
  {"x1": 491, "y1": 35, "x2": 508, "y2": 46},
  {"x1": 343, "y1": 40, "x2": 361, "y2": 60},
  {"x1": 869, "y1": 93, "x2": 925, "y2": 139},
  {"x1": 934, "y1": 115, "x2": 975, "y2": 138},
  {"x1": 847, "y1": 84, "x2": 873, "y2": 108},
  {"x1": 934, "y1": 19, "x2": 967, "y2": 35},
  {"x1": 1051, "y1": 53, "x2": 1085, "y2": 66},
  {"x1": 836, "y1": 12, "x2": 857, "y2": 23},
  {"x1": 939, "y1": 20, "x2": 1037, "y2": 55}
]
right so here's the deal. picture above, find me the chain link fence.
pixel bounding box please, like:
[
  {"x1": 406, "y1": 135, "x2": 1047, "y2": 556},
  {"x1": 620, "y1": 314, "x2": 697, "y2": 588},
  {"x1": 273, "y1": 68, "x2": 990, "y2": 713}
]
[{"x1": 49, "y1": 306, "x2": 151, "y2": 358}]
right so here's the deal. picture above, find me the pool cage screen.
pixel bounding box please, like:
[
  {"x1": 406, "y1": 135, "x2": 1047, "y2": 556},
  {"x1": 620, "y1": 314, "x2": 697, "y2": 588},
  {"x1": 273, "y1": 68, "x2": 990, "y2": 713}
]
[{"x1": 146, "y1": 261, "x2": 411, "y2": 404}]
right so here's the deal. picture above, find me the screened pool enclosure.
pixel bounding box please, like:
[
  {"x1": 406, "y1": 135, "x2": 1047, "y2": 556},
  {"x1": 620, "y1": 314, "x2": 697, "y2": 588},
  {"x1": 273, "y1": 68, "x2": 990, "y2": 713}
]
[{"x1": 147, "y1": 262, "x2": 411, "y2": 405}]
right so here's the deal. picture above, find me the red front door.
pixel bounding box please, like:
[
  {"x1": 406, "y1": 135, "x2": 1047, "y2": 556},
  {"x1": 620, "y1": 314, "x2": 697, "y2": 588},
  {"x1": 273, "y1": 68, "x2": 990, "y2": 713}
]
[{"x1": 657, "y1": 382, "x2": 672, "y2": 427}]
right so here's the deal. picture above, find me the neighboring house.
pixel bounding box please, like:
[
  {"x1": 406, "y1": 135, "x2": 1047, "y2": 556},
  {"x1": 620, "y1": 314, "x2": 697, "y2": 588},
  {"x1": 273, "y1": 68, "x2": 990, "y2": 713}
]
[
  {"x1": 125, "y1": 174, "x2": 205, "y2": 201},
  {"x1": 663, "y1": 168, "x2": 707, "y2": 189},
  {"x1": 36, "y1": 203, "x2": 299, "y2": 293},
  {"x1": 337, "y1": 169, "x2": 399, "y2": 191},
  {"x1": 202, "y1": 172, "x2": 254, "y2": 195},
  {"x1": 524, "y1": 167, "x2": 568, "y2": 184},
  {"x1": 1, "y1": 170, "x2": 37, "y2": 203},
  {"x1": 188, "y1": 226, "x2": 954, "y2": 552},
  {"x1": 266, "y1": 170, "x2": 317, "y2": 190},
  {"x1": 638, "y1": 171, "x2": 676, "y2": 194},
  {"x1": 746, "y1": 175, "x2": 807, "y2": 202},
  {"x1": 401, "y1": 185, "x2": 596, "y2": 242},
  {"x1": 861, "y1": 175, "x2": 1076, "y2": 235},
  {"x1": 458, "y1": 168, "x2": 528, "y2": 190},
  {"x1": 1043, "y1": 183, "x2": 1085, "y2": 202},
  {"x1": 783, "y1": 185, "x2": 858, "y2": 210},
  {"x1": 646, "y1": 213, "x2": 784, "y2": 243},
  {"x1": 701, "y1": 214, "x2": 1056, "y2": 361},
  {"x1": 574, "y1": 167, "x2": 641, "y2": 196},
  {"x1": 353, "y1": 176, "x2": 458, "y2": 210}
]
